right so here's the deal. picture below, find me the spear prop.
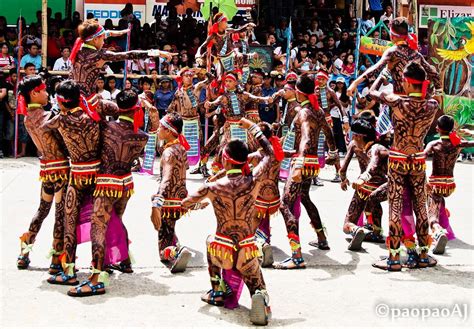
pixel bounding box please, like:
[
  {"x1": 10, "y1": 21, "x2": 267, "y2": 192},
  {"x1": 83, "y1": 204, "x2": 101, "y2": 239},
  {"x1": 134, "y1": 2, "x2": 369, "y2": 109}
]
[
  {"x1": 123, "y1": 23, "x2": 132, "y2": 87},
  {"x1": 204, "y1": 2, "x2": 213, "y2": 142},
  {"x1": 14, "y1": 14, "x2": 23, "y2": 159}
]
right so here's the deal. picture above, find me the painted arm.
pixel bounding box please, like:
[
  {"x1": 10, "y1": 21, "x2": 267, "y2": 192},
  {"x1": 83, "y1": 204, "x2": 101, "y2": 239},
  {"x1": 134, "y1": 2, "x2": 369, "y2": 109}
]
[
  {"x1": 424, "y1": 140, "x2": 437, "y2": 156},
  {"x1": 243, "y1": 91, "x2": 272, "y2": 104},
  {"x1": 459, "y1": 140, "x2": 474, "y2": 148},
  {"x1": 96, "y1": 98, "x2": 119, "y2": 118},
  {"x1": 42, "y1": 114, "x2": 61, "y2": 131},
  {"x1": 196, "y1": 35, "x2": 213, "y2": 58},
  {"x1": 419, "y1": 55, "x2": 442, "y2": 92},
  {"x1": 347, "y1": 47, "x2": 393, "y2": 95},
  {"x1": 181, "y1": 184, "x2": 212, "y2": 210}
]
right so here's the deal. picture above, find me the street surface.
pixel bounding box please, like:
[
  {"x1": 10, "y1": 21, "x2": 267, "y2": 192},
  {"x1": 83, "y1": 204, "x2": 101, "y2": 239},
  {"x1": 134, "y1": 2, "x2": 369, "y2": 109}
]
[{"x1": 1, "y1": 157, "x2": 472, "y2": 327}]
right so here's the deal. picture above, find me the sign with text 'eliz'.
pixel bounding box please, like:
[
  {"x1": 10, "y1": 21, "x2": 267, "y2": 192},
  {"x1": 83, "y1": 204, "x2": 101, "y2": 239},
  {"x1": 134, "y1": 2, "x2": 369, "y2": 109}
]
[{"x1": 419, "y1": 5, "x2": 474, "y2": 28}]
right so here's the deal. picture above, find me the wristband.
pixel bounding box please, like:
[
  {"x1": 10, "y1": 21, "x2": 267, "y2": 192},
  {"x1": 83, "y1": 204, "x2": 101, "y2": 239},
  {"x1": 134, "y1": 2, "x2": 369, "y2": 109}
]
[
  {"x1": 359, "y1": 172, "x2": 372, "y2": 182},
  {"x1": 328, "y1": 149, "x2": 338, "y2": 158},
  {"x1": 293, "y1": 157, "x2": 304, "y2": 169},
  {"x1": 152, "y1": 196, "x2": 164, "y2": 208}
]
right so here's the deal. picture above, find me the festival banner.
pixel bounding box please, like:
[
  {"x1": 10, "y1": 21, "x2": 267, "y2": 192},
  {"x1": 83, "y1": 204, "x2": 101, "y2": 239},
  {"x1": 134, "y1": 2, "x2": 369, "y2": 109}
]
[
  {"x1": 359, "y1": 36, "x2": 393, "y2": 56},
  {"x1": 249, "y1": 45, "x2": 274, "y2": 73},
  {"x1": 84, "y1": 0, "x2": 146, "y2": 25},
  {"x1": 428, "y1": 17, "x2": 473, "y2": 130}
]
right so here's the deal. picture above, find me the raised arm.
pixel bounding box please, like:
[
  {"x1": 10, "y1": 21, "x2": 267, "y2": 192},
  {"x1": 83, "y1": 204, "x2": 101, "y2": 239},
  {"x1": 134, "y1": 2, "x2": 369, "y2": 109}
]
[
  {"x1": 419, "y1": 55, "x2": 441, "y2": 92},
  {"x1": 243, "y1": 91, "x2": 272, "y2": 105},
  {"x1": 424, "y1": 140, "x2": 437, "y2": 157},
  {"x1": 196, "y1": 35, "x2": 213, "y2": 59},
  {"x1": 347, "y1": 47, "x2": 394, "y2": 95}
]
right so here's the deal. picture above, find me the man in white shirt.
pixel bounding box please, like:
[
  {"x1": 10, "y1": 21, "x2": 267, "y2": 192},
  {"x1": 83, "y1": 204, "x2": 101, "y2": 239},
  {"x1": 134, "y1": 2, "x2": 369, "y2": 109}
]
[
  {"x1": 96, "y1": 76, "x2": 111, "y2": 101},
  {"x1": 53, "y1": 47, "x2": 71, "y2": 71}
]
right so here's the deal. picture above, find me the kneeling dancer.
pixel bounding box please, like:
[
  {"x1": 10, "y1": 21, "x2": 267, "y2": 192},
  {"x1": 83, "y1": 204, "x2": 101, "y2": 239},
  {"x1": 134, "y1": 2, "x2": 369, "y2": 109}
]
[{"x1": 182, "y1": 118, "x2": 273, "y2": 326}]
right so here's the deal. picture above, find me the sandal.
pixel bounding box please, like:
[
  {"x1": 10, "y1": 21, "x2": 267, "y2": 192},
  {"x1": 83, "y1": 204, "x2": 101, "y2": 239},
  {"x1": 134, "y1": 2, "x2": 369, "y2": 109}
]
[
  {"x1": 418, "y1": 255, "x2": 437, "y2": 268},
  {"x1": 273, "y1": 257, "x2": 306, "y2": 270},
  {"x1": 67, "y1": 280, "x2": 106, "y2": 297},
  {"x1": 47, "y1": 271, "x2": 79, "y2": 286},
  {"x1": 201, "y1": 289, "x2": 226, "y2": 306},
  {"x1": 106, "y1": 262, "x2": 134, "y2": 274},
  {"x1": 403, "y1": 250, "x2": 419, "y2": 269},
  {"x1": 347, "y1": 227, "x2": 366, "y2": 251},
  {"x1": 372, "y1": 258, "x2": 402, "y2": 272},
  {"x1": 17, "y1": 255, "x2": 30, "y2": 270},
  {"x1": 308, "y1": 239, "x2": 330, "y2": 250},
  {"x1": 432, "y1": 230, "x2": 448, "y2": 255},
  {"x1": 250, "y1": 290, "x2": 271, "y2": 326},
  {"x1": 170, "y1": 247, "x2": 192, "y2": 273},
  {"x1": 364, "y1": 231, "x2": 385, "y2": 243},
  {"x1": 261, "y1": 244, "x2": 274, "y2": 268},
  {"x1": 48, "y1": 263, "x2": 63, "y2": 274}
]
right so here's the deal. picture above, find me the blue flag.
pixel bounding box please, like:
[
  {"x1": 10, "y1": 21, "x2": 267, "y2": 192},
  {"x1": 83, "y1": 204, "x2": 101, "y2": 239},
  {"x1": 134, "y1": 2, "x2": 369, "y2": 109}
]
[{"x1": 286, "y1": 18, "x2": 292, "y2": 72}]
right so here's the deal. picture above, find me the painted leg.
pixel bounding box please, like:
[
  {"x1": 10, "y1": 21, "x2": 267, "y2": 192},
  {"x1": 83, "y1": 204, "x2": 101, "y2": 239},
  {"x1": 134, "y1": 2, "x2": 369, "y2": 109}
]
[{"x1": 17, "y1": 182, "x2": 54, "y2": 269}]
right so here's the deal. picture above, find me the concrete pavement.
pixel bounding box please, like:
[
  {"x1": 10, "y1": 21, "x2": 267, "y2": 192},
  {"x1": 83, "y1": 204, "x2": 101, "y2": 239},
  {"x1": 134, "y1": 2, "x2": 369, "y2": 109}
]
[{"x1": 1, "y1": 157, "x2": 473, "y2": 327}]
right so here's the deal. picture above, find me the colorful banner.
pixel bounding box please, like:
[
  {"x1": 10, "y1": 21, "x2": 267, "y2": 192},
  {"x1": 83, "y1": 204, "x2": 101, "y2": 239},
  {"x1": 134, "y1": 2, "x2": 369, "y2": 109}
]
[
  {"x1": 359, "y1": 36, "x2": 393, "y2": 56},
  {"x1": 428, "y1": 17, "x2": 474, "y2": 127},
  {"x1": 249, "y1": 45, "x2": 274, "y2": 73}
]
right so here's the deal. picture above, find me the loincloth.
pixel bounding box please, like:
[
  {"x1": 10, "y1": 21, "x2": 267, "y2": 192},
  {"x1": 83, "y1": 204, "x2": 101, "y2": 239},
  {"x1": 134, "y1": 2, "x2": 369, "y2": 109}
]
[
  {"x1": 388, "y1": 149, "x2": 426, "y2": 172},
  {"x1": 39, "y1": 159, "x2": 69, "y2": 183},
  {"x1": 428, "y1": 175, "x2": 455, "y2": 198},
  {"x1": 70, "y1": 160, "x2": 101, "y2": 186},
  {"x1": 208, "y1": 234, "x2": 260, "y2": 270},
  {"x1": 292, "y1": 155, "x2": 320, "y2": 179},
  {"x1": 355, "y1": 181, "x2": 382, "y2": 200},
  {"x1": 93, "y1": 173, "x2": 134, "y2": 198},
  {"x1": 255, "y1": 197, "x2": 280, "y2": 218}
]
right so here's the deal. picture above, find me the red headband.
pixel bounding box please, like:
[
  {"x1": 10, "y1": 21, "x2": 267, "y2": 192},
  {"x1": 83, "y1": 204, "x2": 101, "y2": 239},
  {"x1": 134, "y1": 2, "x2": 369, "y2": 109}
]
[
  {"x1": 209, "y1": 16, "x2": 227, "y2": 36},
  {"x1": 404, "y1": 77, "x2": 430, "y2": 99},
  {"x1": 70, "y1": 25, "x2": 106, "y2": 65},
  {"x1": 57, "y1": 94, "x2": 101, "y2": 122},
  {"x1": 316, "y1": 71, "x2": 329, "y2": 80},
  {"x1": 390, "y1": 28, "x2": 418, "y2": 50},
  {"x1": 225, "y1": 73, "x2": 238, "y2": 82},
  {"x1": 222, "y1": 148, "x2": 250, "y2": 175},
  {"x1": 286, "y1": 72, "x2": 298, "y2": 81},
  {"x1": 123, "y1": 102, "x2": 144, "y2": 133},
  {"x1": 17, "y1": 83, "x2": 47, "y2": 116},
  {"x1": 160, "y1": 116, "x2": 190, "y2": 151},
  {"x1": 295, "y1": 86, "x2": 319, "y2": 111}
]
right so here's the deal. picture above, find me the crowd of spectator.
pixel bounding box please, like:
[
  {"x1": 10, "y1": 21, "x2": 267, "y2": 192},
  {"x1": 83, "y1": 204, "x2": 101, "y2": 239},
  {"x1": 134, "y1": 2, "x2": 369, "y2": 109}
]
[{"x1": 0, "y1": 1, "x2": 405, "y2": 158}]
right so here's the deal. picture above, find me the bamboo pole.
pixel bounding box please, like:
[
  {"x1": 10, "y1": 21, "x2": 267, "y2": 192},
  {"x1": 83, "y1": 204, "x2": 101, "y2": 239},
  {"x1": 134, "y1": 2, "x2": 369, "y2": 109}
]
[{"x1": 41, "y1": 0, "x2": 48, "y2": 68}]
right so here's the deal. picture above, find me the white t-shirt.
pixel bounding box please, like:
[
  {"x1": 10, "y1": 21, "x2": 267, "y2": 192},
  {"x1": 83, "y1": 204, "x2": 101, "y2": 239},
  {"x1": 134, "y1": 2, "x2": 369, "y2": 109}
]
[
  {"x1": 98, "y1": 89, "x2": 111, "y2": 101},
  {"x1": 53, "y1": 57, "x2": 71, "y2": 71},
  {"x1": 145, "y1": 58, "x2": 156, "y2": 71},
  {"x1": 110, "y1": 89, "x2": 120, "y2": 102}
]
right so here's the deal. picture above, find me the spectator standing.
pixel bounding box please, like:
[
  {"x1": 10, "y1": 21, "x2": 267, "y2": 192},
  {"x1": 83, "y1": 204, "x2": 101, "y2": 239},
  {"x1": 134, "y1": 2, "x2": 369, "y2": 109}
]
[{"x1": 154, "y1": 76, "x2": 175, "y2": 118}]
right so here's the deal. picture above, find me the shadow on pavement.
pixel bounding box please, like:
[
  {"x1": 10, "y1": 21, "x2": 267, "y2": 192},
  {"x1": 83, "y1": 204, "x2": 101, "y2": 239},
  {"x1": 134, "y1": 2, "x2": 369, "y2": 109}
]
[
  {"x1": 198, "y1": 304, "x2": 305, "y2": 327},
  {"x1": 38, "y1": 271, "x2": 172, "y2": 304}
]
